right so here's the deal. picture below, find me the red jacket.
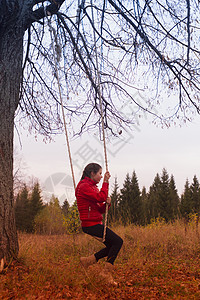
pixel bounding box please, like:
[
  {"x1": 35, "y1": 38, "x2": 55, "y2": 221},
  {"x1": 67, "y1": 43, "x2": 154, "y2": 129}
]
[{"x1": 75, "y1": 177, "x2": 109, "y2": 227}]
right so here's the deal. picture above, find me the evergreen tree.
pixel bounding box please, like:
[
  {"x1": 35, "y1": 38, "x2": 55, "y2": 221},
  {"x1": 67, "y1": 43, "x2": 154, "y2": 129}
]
[
  {"x1": 148, "y1": 168, "x2": 178, "y2": 222},
  {"x1": 118, "y1": 173, "x2": 132, "y2": 225},
  {"x1": 148, "y1": 169, "x2": 179, "y2": 222},
  {"x1": 29, "y1": 182, "x2": 43, "y2": 232},
  {"x1": 62, "y1": 199, "x2": 70, "y2": 216},
  {"x1": 147, "y1": 173, "x2": 162, "y2": 222},
  {"x1": 109, "y1": 177, "x2": 120, "y2": 223},
  {"x1": 141, "y1": 186, "x2": 148, "y2": 225},
  {"x1": 130, "y1": 171, "x2": 142, "y2": 224},
  {"x1": 180, "y1": 179, "x2": 192, "y2": 217},
  {"x1": 118, "y1": 171, "x2": 141, "y2": 225},
  {"x1": 168, "y1": 175, "x2": 180, "y2": 219},
  {"x1": 159, "y1": 168, "x2": 171, "y2": 221},
  {"x1": 190, "y1": 175, "x2": 200, "y2": 213},
  {"x1": 15, "y1": 184, "x2": 30, "y2": 232}
]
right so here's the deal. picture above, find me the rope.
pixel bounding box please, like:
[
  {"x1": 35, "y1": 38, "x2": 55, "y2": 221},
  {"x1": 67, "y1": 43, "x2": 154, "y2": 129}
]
[
  {"x1": 46, "y1": 5, "x2": 109, "y2": 243},
  {"x1": 46, "y1": 12, "x2": 76, "y2": 190},
  {"x1": 91, "y1": 1, "x2": 109, "y2": 243}
]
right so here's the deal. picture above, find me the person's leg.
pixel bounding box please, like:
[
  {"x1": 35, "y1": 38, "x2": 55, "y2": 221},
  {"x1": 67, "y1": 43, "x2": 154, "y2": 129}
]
[
  {"x1": 82, "y1": 224, "x2": 123, "y2": 264},
  {"x1": 81, "y1": 225, "x2": 123, "y2": 285},
  {"x1": 82, "y1": 224, "x2": 109, "y2": 262},
  {"x1": 99, "y1": 228, "x2": 123, "y2": 285},
  {"x1": 103, "y1": 227, "x2": 123, "y2": 265}
]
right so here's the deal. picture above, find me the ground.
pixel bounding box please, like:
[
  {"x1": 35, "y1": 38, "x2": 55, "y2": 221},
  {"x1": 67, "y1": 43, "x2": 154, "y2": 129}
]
[{"x1": 1, "y1": 222, "x2": 200, "y2": 299}]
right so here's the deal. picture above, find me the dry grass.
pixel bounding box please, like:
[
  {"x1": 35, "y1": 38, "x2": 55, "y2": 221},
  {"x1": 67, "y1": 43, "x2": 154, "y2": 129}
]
[
  {"x1": 119, "y1": 219, "x2": 200, "y2": 261},
  {"x1": 1, "y1": 220, "x2": 200, "y2": 299}
]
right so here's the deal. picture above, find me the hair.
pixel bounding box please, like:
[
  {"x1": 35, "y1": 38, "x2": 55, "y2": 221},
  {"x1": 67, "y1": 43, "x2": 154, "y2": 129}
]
[{"x1": 81, "y1": 163, "x2": 102, "y2": 180}]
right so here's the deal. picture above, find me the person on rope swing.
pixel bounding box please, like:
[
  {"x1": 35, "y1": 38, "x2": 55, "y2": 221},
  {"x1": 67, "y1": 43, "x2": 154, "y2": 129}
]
[{"x1": 75, "y1": 163, "x2": 123, "y2": 285}]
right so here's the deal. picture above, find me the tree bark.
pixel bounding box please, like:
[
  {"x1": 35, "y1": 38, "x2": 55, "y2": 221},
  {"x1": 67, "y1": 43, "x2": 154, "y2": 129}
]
[
  {"x1": 0, "y1": 23, "x2": 23, "y2": 269},
  {"x1": 0, "y1": 0, "x2": 65, "y2": 272}
]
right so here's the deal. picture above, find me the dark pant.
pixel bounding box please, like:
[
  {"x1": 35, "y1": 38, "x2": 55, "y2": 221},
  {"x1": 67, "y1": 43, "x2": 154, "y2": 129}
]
[{"x1": 82, "y1": 224, "x2": 123, "y2": 265}]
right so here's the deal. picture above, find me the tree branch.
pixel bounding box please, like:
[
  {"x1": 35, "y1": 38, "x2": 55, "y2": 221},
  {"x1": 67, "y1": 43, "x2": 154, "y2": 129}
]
[
  {"x1": 186, "y1": 0, "x2": 191, "y2": 64},
  {"x1": 25, "y1": 0, "x2": 65, "y2": 29}
]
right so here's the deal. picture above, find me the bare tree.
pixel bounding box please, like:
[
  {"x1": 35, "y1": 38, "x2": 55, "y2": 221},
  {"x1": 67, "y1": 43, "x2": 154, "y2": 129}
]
[{"x1": 0, "y1": 0, "x2": 200, "y2": 270}]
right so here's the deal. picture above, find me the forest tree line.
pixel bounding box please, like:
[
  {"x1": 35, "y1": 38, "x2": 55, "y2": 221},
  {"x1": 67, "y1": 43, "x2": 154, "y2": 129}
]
[
  {"x1": 15, "y1": 183, "x2": 80, "y2": 235},
  {"x1": 109, "y1": 168, "x2": 200, "y2": 225},
  {"x1": 14, "y1": 168, "x2": 200, "y2": 234}
]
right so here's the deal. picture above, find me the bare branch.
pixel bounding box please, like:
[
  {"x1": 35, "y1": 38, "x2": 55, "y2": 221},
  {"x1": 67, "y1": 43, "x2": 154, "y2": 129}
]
[{"x1": 186, "y1": 0, "x2": 191, "y2": 64}]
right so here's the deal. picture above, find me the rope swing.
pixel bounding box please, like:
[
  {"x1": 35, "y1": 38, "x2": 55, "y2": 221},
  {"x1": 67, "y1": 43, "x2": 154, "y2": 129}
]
[
  {"x1": 90, "y1": 0, "x2": 109, "y2": 242},
  {"x1": 46, "y1": 11, "x2": 76, "y2": 191},
  {"x1": 46, "y1": 5, "x2": 109, "y2": 243}
]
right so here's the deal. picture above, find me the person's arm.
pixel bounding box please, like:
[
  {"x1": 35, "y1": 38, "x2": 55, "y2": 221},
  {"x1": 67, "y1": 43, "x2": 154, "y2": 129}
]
[
  {"x1": 97, "y1": 197, "x2": 111, "y2": 213},
  {"x1": 103, "y1": 171, "x2": 111, "y2": 183},
  {"x1": 80, "y1": 171, "x2": 111, "y2": 203},
  {"x1": 80, "y1": 182, "x2": 108, "y2": 203}
]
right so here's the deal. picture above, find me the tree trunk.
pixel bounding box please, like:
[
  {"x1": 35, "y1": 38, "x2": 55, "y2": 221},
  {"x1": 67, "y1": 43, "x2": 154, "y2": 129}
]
[{"x1": 0, "y1": 23, "x2": 23, "y2": 270}]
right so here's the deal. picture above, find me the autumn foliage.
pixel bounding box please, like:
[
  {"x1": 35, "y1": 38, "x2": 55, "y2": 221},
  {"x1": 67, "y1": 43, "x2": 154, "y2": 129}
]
[{"x1": 1, "y1": 219, "x2": 200, "y2": 299}]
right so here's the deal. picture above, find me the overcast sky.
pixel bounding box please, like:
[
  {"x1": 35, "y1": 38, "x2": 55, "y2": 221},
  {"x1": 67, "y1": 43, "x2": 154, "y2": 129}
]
[{"x1": 14, "y1": 111, "x2": 200, "y2": 205}]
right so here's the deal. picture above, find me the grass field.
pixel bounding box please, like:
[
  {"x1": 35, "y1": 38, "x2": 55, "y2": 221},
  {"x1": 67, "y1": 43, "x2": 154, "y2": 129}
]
[{"x1": 1, "y1": 219, "x2": 200, "y2": 299}]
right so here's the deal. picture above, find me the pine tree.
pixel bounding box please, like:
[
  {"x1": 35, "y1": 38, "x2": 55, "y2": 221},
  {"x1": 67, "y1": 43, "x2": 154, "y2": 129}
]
[
  {"x1": 62, "y1": 199, "x2": 70, "y2": 216},
  {"x1": 15, "y1": 184, "x2": 30, "y2": 232},
  {"x1": 29, "y1": 182, "x2": 43, "y2": 232},
  {"x1": 158, "y1": 168, "x2": 171, "y2": 221},
  {"x1": 148, "y1": 168, "x2": 177, "y2": 222},
  {"x1": 118, "y1": 171, "x2": 141, "y2": 225},
  {"x1": 129, "y1": 171, "x2": 142, "y2": 224},
  {"x1": 147, "y1": 173, "x2": 162, "y2": 222},
  {"x1": 109, "y1": 177, "x2": 120, "y2": 223},
  {"x1": 141, "y1": 186, "x2": 148, "y2": 225},
  {"x1": 168, "y1": 175, "x2": 180, "y2": 219},
  {"x1": 180, "y1": 179, "x2": 192, "y2": 217},
  {"x1": 148, "y1": 169, "x2": 179, "y2": 222},
  {"x1": 118, "y1": 173, "x2": 132, "y2": 225},
  {"x1": 190, "y1": 175, "x2": 200, "y2": 213}
]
